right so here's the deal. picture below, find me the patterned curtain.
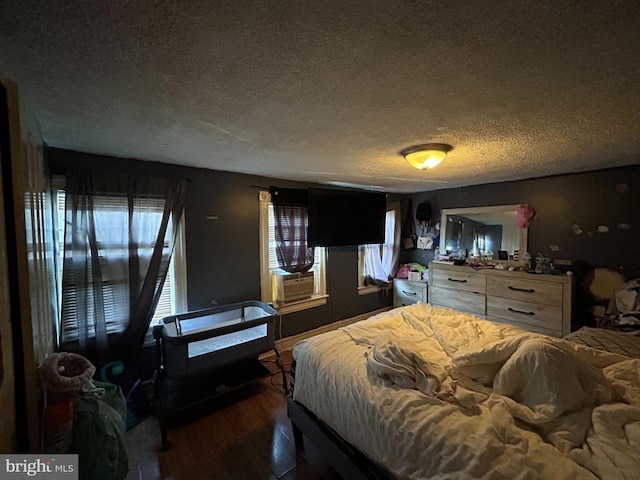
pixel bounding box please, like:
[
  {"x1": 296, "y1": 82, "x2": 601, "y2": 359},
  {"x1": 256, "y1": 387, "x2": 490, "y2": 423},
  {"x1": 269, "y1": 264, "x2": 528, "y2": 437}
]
[{"x1": 269, "y1": 187, "x2": 314, "y2": 273}]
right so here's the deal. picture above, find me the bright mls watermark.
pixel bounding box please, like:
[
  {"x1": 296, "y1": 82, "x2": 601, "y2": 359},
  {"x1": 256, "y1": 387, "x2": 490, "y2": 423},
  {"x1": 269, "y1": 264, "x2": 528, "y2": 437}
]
[{"x1": 1, "y1": 455, "x2": 78, "y2": 479}]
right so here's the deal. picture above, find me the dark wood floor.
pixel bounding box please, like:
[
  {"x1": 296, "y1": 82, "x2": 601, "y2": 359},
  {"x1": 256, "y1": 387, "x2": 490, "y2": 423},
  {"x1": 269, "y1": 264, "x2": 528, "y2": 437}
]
[{"x1": 124, "y1": 351, "x2": 341, "y2": 480}]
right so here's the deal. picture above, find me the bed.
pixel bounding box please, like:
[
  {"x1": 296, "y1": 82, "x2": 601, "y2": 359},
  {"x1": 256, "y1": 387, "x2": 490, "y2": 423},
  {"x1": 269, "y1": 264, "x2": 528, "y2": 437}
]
[{"x1": 287, "y1": 302, "x2": 640, "y2": 480}]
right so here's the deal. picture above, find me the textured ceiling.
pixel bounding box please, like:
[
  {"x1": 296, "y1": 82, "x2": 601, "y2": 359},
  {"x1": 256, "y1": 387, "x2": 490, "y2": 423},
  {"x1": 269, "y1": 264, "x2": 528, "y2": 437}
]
[{"x1": 1, "y1": 1, "x2": 639, "y2": 193}]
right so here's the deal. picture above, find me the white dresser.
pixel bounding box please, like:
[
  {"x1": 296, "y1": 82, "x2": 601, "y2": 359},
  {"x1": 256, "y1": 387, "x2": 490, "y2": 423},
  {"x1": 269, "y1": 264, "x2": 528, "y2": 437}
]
[
  {"x1": 428, "y1": 261, "x2": 573, "y2": 337},
  {"x1": 393, "y1": 279, "x2": 428, "y2": 308}
]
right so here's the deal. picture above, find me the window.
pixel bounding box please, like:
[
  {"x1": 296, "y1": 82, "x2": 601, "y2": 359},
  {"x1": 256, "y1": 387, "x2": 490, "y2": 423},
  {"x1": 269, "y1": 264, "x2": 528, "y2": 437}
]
[
  {"x1": 149, "y1": 210, "x2": 187, "y2": 325},
  {"x1": 259, "y1": 191, "x2": 327, "y2": 314},
  {"x1": 358, "y1": 201, "x2": 401, "y2": 293},
  {"x1": 54, "y1": 187, "x2": 187, "y2": 344}
]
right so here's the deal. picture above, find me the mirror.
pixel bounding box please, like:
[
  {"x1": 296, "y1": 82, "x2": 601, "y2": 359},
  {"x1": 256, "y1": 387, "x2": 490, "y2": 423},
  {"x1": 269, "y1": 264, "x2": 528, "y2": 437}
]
[{"x1": 438, "y1": 204, "x2": 527, "y2": 264}]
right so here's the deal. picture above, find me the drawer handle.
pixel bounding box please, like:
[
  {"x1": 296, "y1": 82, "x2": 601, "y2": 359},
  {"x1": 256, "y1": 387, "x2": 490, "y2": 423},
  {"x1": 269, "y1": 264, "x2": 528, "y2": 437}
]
[
  {"x1": 508, "y1": 307, "x2": 535, "y2": 316},
  {"x1": 508, "y1": 286, "x2": 535, "y2": 293},
  {"x1": 402, "y1": 290, "x2": 418, "y2": 296},
  {"x1": 447, "y1": 277, "x2": 468, "y2": 283}
]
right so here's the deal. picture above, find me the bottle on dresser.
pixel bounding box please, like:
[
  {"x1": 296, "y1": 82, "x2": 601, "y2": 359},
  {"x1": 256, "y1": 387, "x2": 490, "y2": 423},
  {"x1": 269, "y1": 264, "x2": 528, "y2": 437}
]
[{"x1": 535, "y1": 253, "x2": 544, "y2": 273}]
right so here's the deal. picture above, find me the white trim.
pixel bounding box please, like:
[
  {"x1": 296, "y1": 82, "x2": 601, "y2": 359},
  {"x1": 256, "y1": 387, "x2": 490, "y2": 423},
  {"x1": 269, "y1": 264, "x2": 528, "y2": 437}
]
[
  {"x1": 357, "y1": 285, "x2": 381, "y2": 295},
  {"x1": 172, "y1": 211, "x2": 188, "y2": 313},
  {"x1": 272, "y1": 294, "x2": 328, "y2": 315},
  {"x1": 440, "y1": 204, "x2": 523, "y2": 217},
  {"x1": 258, "y1": 190, "x2": 272, "y2": 302}
]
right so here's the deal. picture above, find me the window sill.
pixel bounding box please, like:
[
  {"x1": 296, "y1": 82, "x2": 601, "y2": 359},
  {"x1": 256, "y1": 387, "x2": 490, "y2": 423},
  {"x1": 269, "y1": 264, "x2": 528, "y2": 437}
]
[
  {"x1": 272, "y1": 295, "x2": 328, "y2": 315},
  {"x1": 357, "y1": 285, "x2": 382, "y2": 295}
]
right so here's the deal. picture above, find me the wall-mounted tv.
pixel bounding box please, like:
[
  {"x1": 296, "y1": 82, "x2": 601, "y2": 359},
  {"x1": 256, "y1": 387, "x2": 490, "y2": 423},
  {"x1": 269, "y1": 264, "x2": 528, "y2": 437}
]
[{"x1": 307, "y1": 188, "x2": 387, "y2": 247}]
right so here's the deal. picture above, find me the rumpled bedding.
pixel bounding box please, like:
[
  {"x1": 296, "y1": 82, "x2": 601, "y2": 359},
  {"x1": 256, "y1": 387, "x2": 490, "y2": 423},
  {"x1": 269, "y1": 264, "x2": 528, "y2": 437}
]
[{"x1": 292, "y1": 302, "x2": 640, "y2": 480}]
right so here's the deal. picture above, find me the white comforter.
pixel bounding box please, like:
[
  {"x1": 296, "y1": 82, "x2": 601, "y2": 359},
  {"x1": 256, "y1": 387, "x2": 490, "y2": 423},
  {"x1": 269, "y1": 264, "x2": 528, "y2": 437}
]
[{"x1": 292, "y1": 303, "x2": 640, "y2": 480}]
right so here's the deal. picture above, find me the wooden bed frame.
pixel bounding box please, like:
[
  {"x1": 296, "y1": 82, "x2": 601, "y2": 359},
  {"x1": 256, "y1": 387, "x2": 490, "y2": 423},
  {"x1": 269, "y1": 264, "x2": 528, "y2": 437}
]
[
  {"x1": 286, "y1": 360, "x2": 394, "y2": 480},
  {"x1": 287, "y1": 398, "x2": 394, "y2": 480}
]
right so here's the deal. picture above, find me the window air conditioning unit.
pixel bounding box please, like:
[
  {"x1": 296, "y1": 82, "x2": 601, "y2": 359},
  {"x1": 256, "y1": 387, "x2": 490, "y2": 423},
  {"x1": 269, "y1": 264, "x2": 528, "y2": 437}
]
[{"x1": 275, "y1": 272, "x2": 315, "y2": 302}]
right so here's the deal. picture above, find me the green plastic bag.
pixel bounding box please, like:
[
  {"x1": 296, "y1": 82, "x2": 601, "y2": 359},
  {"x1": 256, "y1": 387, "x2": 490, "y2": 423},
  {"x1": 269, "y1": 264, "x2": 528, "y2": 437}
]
[{"x1": 70, "y1": 381, "x2": 129, "y2": 480}]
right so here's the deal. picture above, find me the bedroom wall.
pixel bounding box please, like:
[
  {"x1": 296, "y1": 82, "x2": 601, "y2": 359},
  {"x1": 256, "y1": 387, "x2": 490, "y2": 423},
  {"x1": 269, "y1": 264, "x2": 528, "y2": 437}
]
[
  {"x1": 401, "y1": 164, "x2": 640, "y2": 323},
  {"x1": 47, "y1": 150, "x2": 638, "y2": 336},
  {"x1": 47, "y1": 148, "x2": 393, "y2": 338}
]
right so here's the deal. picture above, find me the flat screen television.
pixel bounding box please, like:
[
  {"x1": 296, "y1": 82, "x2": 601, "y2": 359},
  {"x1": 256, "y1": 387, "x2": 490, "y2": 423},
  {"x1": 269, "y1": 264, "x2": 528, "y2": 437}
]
[{"x1": 307, "y1": 188, "x2": 387, "y2": 247}]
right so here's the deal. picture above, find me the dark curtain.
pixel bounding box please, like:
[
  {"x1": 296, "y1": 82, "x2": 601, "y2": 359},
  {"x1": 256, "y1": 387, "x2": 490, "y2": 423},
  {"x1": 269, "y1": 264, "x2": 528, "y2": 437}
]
[
  {"x1": 61, "y1": 168, "x2": 186, "y2": 363},
  {"x1": 269, "y1": 187, "x2": 314, "y2": 273}
]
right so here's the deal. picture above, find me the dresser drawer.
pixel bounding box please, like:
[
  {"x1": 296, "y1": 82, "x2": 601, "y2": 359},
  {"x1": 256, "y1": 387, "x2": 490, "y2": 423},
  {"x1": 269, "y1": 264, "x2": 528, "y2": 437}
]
[
  {"x1": 393, "y1": 280, "x2": 427, "y2": 307},
  {"x1": 431, "y1": 268, "x2": 486, "y2": 294},
  {"x1": 487, "y1": 317, "x2": 562, "y2": 337},
  {"x1": 487, "y1": 275, "x2": 563, "y2": 307},
  {"x1": 431, "y1": 286, "x2": 485, "y2": 316},
  {"x1": 486, "y1": 295, "x2": 563, "y2": 332}
]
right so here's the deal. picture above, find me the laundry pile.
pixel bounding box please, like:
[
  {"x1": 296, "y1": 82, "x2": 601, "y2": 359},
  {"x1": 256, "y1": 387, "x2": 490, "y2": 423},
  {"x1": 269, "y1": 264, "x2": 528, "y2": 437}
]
[{"x1": 597, "y1": 279, "x2": 640, "y2": 330}]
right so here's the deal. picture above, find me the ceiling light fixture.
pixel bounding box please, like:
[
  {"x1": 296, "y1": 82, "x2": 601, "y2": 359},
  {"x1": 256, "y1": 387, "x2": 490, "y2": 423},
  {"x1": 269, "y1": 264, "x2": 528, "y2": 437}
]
[{"x1": 400, "y1": 143, "x2": 452, "y2": 170}]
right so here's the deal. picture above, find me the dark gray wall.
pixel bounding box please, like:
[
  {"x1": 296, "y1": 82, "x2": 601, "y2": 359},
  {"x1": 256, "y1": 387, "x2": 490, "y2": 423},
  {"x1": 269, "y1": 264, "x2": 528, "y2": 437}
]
[
  {"x1": 401, "y1": 165, "x2": 640, "y2": 323},
  {"x1": 47, "y1": 148, "x2": 393, "y2": 338},
  {"x1": 48, "y1": 149, "x2": 638, "y2": 333}
]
